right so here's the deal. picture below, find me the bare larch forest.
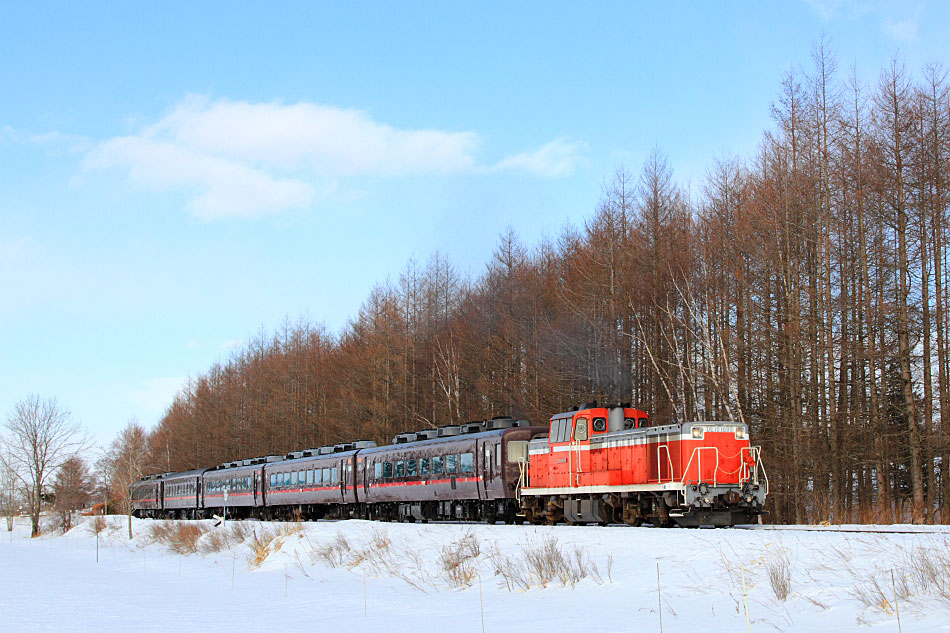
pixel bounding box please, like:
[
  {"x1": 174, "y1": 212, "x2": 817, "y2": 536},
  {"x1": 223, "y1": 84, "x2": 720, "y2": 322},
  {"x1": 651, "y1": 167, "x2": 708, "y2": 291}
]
[{"x1": 149, "y1": 48, "x2": 950, "y2": 525}]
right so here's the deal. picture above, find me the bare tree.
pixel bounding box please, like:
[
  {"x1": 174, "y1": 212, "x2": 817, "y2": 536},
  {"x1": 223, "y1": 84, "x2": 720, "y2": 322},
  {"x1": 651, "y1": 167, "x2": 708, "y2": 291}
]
[
  {"x1": 52, "y1": 456, "x2": 93, "y2": 532},
  {"x1": 0, "y1": 395, "x2": 88, "y2": 537},
  {"x1": 102, "y1": 419, "x2": 148, "y2": 540},
  {"x1": 0, "y1": 453, "x2": 20, "y2": 532}
]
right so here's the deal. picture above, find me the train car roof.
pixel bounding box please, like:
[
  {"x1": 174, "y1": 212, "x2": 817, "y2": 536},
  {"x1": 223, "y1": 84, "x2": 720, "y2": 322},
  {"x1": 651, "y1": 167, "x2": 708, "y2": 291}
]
[
  {"x1": 357, "y1": 426, "x2": 541, "y2": 455},
  {"x1": 264, "y1": 449, "x2": 361, "y2": 469},
  {"x1": 159, "y1": 468, "x2": 210, "y2": 480},
  {"x1": 204, "y1": 463, "x2": 262, "y2": 476}
]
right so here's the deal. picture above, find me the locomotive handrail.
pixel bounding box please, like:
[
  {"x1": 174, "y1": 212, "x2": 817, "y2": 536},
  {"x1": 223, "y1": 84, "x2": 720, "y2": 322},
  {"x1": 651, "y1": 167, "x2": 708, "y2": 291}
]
[
  {"x1": 515, "y1": 458, "x2": 528, "y2": 501},
  {"x1": 680, "y1": 446, "x2": 720, "y2": 487},
  {"x1": 656, "y1": 443, "x2": 674, "y2": 483},
  {"x1": 740, "y1": 446, "x2": 769, "y2": 495}
]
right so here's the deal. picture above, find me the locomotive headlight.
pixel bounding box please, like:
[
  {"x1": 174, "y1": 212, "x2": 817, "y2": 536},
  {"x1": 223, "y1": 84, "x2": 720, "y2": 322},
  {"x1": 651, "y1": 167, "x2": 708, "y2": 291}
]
[
  {"x1": 735, "y1": 428, "x2": 747, "y2": 440},
  {"x1": 691, "y1": 427, "x2": 704, "y2": 439}
]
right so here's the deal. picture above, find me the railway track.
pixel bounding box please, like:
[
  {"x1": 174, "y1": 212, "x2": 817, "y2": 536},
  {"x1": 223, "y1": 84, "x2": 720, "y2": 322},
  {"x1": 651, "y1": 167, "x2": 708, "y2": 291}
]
[{"x1": 734, "y1": 524, "x2": 950, "y2": 535}]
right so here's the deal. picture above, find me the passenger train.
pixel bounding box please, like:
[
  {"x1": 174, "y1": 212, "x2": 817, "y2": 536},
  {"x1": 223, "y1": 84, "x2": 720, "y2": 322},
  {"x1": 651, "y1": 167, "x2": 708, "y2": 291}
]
[{"x1": 132, "y1": 403, "x2": 768, "y2": 527}]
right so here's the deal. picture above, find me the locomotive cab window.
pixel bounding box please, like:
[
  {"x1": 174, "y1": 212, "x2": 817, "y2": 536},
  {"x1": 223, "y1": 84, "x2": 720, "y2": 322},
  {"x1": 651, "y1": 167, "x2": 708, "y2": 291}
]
[
  {"x1": 592, "y1": 417, "x2": 607, "y2": 433},
  {"x1": 623, "y1": 418, "x2": 636, "y2": 430}
]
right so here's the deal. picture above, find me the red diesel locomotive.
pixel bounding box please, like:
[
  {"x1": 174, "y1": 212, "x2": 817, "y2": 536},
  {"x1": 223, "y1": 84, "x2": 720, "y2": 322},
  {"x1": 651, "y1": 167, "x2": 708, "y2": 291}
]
[{"x1": 520, "y1": 403, "x2": 768, "y2": 527}]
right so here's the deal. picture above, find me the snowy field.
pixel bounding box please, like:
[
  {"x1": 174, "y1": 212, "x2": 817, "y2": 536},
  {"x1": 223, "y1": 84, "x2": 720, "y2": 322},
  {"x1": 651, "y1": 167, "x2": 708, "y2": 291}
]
[{"x1": 1, "y1": 516, "x2": 949, "y2": 633}]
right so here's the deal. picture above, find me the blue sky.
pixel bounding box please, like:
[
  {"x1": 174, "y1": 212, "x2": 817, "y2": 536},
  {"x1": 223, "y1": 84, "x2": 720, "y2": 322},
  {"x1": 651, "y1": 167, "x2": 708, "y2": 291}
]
[{"x1": 1, "y1": 1, "x2": 947, "y2": 447}]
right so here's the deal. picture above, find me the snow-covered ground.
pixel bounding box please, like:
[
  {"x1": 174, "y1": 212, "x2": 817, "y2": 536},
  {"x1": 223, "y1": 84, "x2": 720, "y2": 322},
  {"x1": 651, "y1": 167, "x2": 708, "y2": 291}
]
[{"x1": 1, "y1": 516, "x2": 948, "y2": 632}]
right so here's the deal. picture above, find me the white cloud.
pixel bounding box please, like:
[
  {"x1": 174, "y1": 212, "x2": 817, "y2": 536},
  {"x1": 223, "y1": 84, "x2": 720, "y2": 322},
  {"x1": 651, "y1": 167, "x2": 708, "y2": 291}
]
[
  {"x1": 79, "y1": 96, "x2": 583, "y2": 219},
  {"x1": 803, "y1": 0, "x2": 870, "y2": 21},
  {"x1": 82, "y1": 96, "x2": 482, "y2": 219},
  {"x1": 29, "y1": 130, "x2": 92, "y2": 154},
  {"x1": 492, "y1": 138, "x2": 587, "y2": 178},
  {"x1": 219, "y1": 339, "x2": 243, "y2": 351},
  {"x1": 883, "y1": 16, "x2": 919, "y2": 43},
  {"x1": 119, "y1": 377, "x2": 186, "y2": 419}
]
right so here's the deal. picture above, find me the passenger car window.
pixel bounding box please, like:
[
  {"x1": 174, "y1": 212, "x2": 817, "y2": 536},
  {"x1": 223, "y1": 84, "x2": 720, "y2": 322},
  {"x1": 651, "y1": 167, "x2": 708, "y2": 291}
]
[
  {"x1": 383, "y1": 462, "x2": 393, "y2": 478},
  {"x1": 420, "y1": 458, "x2": 429, "y2": 477},
  {"x1": 432, "y1": 456, "x2": 443, "y2": 475},
  {"x1": 284, "y1": 472, "x2": 291, "y2": 487},
  {"x1": 446, "y1": 454, "x2": 458, "y2": 473},
  {"x1": 323, "y1": 467, "x2": 331, "y2": 483},
  {"x1": 406, "y1": 459, "x2": 417, "y2": 477},
  {"x1": 395, "y1": 461, "x2": 405, "y2": 478},
  {"x1": 374, "y1": 463, "x2": 382, "y2": 479},
  {"x1": 331, "y1": 467, "x2": 338, "y2": 483},
  {"x1": 460, "y1": 453, "x2": 473, "y2": 472}
]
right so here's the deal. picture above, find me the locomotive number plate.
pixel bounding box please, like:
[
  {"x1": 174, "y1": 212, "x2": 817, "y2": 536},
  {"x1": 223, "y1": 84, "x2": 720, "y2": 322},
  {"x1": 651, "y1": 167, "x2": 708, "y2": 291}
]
[{"x1": 701, "y1": 425, "x2": 737, "y2": 433}]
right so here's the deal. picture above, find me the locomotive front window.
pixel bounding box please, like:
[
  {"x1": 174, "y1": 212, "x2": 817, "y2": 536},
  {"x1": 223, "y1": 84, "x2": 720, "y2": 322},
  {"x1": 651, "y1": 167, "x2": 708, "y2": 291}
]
[
  {"x1": 624, "y1": 418, "x2": 636, "y2": 430},
  {"x1": 383, "y1": 462, "x2": 393, "y2": 478},
  {"x1": 592, "y1": 417, "x2": 607, "y2": 433},
  {"x1": 406, "y1": 459, "x2": 417, "y2": 477},
  {"x1": 446, "y1": 454, "x2": 458, "y2": 473},
  {"x1": 558, "y1": 419, "x2": 571, "y2": 443},
  {"x1": 574, "y1": 418, "x2": 589, "y2": 441},
  {"x1": 460, "y1": 453, "x2": 474, "y2": 472},
  {"x1": 432, "y1": 456, "x2": 444, "y2": 475}
]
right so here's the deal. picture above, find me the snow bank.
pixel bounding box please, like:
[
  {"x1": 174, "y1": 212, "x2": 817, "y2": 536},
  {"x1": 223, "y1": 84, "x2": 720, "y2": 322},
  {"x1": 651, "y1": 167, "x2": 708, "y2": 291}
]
[{"x1": 1, "y1": 516, "x2": 948, "y2": 632}]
